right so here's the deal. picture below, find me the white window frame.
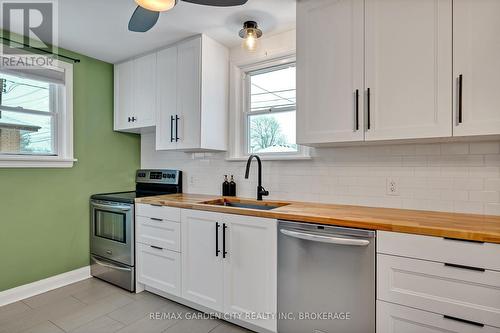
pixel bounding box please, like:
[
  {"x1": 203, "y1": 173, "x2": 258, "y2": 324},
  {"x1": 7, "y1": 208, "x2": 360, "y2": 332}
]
[
  {"x1": 227, "y1": 54, "x2": 310, "y2": 161},
  {"x1": 0, "y1": 60, "x2": 74, "y2": 168}
]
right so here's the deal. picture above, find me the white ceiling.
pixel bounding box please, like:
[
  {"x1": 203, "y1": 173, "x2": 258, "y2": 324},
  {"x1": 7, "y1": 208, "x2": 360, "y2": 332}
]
[{"x1": 55, "y1": 0, "x2": 296, "y2": 63}]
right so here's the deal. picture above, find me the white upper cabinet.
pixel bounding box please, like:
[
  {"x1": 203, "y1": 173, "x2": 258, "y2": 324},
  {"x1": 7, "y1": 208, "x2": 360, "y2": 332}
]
[
  {"x1": 114, "y1": 61, "x2": 134, "y2": 131},
  {"x1": 155, "y1": 46, "x2": 178, "y2": 150},
  {"x1": 114, "y1": 53, "x2": 157, "y2": 132},
  {"x1": 453, "y1": 0, "x2": 500, "y2": 137},
  {"x1": 297, "y1": 0, "x2": 364, "y2": 145},
  {"x1": 156, "y1": 35, "x2": 229, "y2": 151},
  {"x1": 365, "y1": 0, "x2": 452, "y2": 141}
]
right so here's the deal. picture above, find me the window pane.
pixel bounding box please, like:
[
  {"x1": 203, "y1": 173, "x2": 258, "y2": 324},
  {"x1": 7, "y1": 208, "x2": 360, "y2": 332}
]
[
  {"x1": 0, "y1": 110, "x2": 54, "y2": 155},
  {"x1": 250, "y1": 64, "x2": 296, "y2": 112},
  {"x1": 248, "y1": 111, "x2": 297, "y2": 153},
  {"x1": 0, "y1": 73, "x2": 51, "y2": 112}
]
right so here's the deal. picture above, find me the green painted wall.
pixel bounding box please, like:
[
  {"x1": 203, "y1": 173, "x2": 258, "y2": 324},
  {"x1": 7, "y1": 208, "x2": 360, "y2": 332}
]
[{"x1": 0, "y1": 48, "x2": 141, "y2": 291}]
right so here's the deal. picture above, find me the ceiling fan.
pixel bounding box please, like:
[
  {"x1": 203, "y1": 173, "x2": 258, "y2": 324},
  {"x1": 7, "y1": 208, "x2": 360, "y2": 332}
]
[{"x1": 129, "y1": 0, "x2": 249, "y2": 32}]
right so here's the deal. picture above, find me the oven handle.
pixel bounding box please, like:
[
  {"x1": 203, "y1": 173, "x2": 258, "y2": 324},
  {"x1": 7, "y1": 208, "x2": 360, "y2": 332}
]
[
  {"x1": 92, "y1": 257, "x2": 132, "y2": 272},
  {"x1": 91, "y1": 202, "x2": 132, "y2": 212}
]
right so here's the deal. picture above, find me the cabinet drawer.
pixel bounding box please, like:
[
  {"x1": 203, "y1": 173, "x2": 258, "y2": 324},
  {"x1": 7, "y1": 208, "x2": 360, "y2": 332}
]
[
  {"x1": 377, "y1": 301, "x2": 500, "y2": 333},
  {"x1": 137, "y1": 243, "x2": 181, "y2": 297},
  {"x1": 136, "y1": 203, "x2": 180, "y2": 222},
  {"x1": 136, "y1": 216, "x2": 180, "y2": 252},
  {"x1": 378, "y1": 254, "x2": 500, "y2": 328},
  {"x1": 377, "y1": 231, "x2": 500, "y2": 271}
]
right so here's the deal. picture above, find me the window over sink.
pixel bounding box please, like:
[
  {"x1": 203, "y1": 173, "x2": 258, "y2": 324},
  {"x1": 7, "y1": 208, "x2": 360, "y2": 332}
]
[
  {"x1": 228, "y1": 55, "x2": 309, "y2": 161},
  {"x1": 246, "y1": 63, "x2": 297, "y2": 154}
]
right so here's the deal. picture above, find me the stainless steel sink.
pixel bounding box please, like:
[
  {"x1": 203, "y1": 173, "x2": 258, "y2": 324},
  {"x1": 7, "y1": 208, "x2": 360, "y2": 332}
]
[{"x1": 201, "y1": 199, "x2": 288, "y2": 211}]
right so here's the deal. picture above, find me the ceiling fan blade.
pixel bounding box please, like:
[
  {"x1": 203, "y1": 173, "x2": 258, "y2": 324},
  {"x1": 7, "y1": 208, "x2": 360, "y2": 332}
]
[
  {"x1": 181, "y1": 0, "x2": 248, "y2": 6},
  {"x1": 128, "y1": 6, "x2": 160, "y2": 32}
]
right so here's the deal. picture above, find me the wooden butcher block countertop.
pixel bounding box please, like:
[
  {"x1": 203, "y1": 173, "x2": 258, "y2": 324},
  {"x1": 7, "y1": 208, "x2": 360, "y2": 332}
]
[{"x1": 136, "y1": 193, "x2": 500, "y2": 244}]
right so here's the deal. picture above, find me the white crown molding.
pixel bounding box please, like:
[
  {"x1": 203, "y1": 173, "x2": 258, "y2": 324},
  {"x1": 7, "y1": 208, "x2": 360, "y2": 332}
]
[{"x1": 0, "y1": 266, "x2": 90, "y2": 307}]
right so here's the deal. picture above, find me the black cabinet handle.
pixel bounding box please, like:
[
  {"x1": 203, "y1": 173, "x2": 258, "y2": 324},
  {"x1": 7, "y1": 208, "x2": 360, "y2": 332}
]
[
  {"x1": 355, "y1": 89, "x2": 359, "y2": 131},
  {"x1": 443, "y1": 315, "x2": 484, "y2": 328},
  {"x1": 150, "y1": 217, "x2": 162, "y2": 222},
  {"x1": 444, "y1": 262, "x2": 485, "y2": 272},
  {"x1": 222, "y1": 223, "x2": 228, "y2": 258},
  {"x1": 150, "y1": 245, "x2": 163, "y2": 250},
  {"x1": 367, "y1": 88, "x2": 371, "y2": 130},
  {"x1": 458, "y1": 74, "x2": 463, "y2": 124},
  {"x1": 175, "y1": 115, "x2": 180, "y2": 142},
  {"x1": 170, "y1": 115, "x2": 175, "y2": 142},
  {"x1": 215, "y1": 222, "x2": 220, "y2": 257}
]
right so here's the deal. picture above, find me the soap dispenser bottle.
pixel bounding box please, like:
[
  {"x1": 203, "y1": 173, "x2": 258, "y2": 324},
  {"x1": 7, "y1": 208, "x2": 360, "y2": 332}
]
[
  {"x1": 229, "y1": 175, "x2": 237, "y2": 197},
  {"x1": 222, "y1": 175, "x2": 230, "y2": 196}
]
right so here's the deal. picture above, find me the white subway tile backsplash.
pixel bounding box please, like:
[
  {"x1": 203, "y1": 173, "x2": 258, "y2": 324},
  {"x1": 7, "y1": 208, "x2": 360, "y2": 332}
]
[
  {"x1": 141, "y1": 133, "x2": 500, "y2": 216},
  {"x1": 470, "y1": 142, "x2": 500, "y2": 154},
  {"x1": 469, "y1": 191, "x2": 500, "y2": 203}
]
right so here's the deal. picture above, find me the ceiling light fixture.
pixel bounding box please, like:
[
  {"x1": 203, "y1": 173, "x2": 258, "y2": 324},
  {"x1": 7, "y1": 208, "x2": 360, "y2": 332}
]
[
  {"x1": 135, "y1": 0, "x2": 177, "y2": 12},
  {"x1": 239, "y1": 21, "x2": 262, "y2": 52}
]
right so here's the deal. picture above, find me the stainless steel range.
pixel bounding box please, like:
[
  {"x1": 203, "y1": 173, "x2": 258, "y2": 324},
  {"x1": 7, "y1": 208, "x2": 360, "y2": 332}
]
[{"x1": 90, "y1": 169, "x2": 182, "y2": 291}]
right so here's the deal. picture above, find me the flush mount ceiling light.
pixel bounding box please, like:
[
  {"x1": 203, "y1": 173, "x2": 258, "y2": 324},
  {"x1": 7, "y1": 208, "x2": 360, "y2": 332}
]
[
  {"x1": 239, "y1": 21, "x2": 263, "y2": 52},
  {"x1": 129, "y1": 0, "x2": 249, "y2": 33}
]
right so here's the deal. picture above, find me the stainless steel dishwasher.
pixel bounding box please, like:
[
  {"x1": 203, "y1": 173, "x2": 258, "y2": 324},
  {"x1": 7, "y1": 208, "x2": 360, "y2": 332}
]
[{"x1": 278, "y1": 220, "x2": 375, "y2": 333}]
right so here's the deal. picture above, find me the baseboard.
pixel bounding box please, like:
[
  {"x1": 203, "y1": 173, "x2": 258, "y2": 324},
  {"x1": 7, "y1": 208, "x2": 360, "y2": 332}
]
[{"x1": 0, "y1": 266, "x2": 91, "y2": 307}]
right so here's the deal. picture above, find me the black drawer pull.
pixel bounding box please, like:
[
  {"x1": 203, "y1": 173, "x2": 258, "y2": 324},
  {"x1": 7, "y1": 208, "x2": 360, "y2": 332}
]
[
  {"x1": 443, "y1": 237, "x2": 484, "y2": 244},
  {"x1": 222, "y1": 223, "x2": 228, "y2": 258},
  {"x1": 458, "y1": 74, "x2": 463, "y2": 124},
  {"x1": 366, "y1": 88, "x2": 371, "y2": 130},
  {"x1": 443, "y1": 315, "x2": 484, "y2": 328},
  {"x1": 355, "y1": 89, "x2": 359, "y2": 131},
  {"x1": 150, "y1": 217, "x2": 162, "y2": 222},
  {"x1": 215, "y1": 222, "x2": 220, "y2": 257},
  {"x1": 150, "y1": 245, "x2": 163, "y2": 250},
  {"x1": 444, "y1": 263, "x2": 485, "y2": 272}
]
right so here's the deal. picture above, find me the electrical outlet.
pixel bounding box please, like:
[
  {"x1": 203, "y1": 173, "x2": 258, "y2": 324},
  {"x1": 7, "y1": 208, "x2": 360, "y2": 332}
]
[{"x1": 386, "y1": 177, "x2": 400, "y2": 196}]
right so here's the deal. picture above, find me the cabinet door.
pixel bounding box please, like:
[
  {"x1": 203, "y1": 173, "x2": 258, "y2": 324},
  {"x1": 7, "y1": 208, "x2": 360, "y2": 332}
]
[
  {"x1": 133, "y1": 53, "x2": 157, "y2": 128},
  {"x1": 114, "y1": 60, "x2": 134, "y2": 131},
  {"x1": 453, "y1": 0, "x2": 500, "y2": 136},
  {"x1": 377, "y1": 301, "x2": 500, "y2": 333},
  {"x1": 297, "y1": 0, "x2": 364, "y2": 145},
  {"x1": 176, "y1": 37, "x2": 202, "y2": 149},
  {"x1": 224, "y1": 215, "x2": 277, "y2": 332},
  {"x1": 156, "y1": 46, "x2": 178, "y2": 150},
  {"x1": 181, "y1": 209, "x2": 224, "y2": 312},
  {"x1": 365, "y1": 0, "x2": 452, "y2": 140},
  {"x1": 136, "y1": 243, "x2": 181, "y2": 296}
]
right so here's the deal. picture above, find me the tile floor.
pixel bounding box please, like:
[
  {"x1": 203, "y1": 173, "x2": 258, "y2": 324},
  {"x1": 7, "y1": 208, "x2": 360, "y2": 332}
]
[{"x1": 0, "y1": 278, "x2": 253, "y2": 333}]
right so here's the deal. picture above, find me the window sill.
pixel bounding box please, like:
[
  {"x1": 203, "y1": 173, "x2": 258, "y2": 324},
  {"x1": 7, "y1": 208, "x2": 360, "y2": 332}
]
[
  {"x1": 226, "y1": 154, "x2": 312, "y2": 162},
  {"x1": 0, "y1": 156, "x2": 77, "y2": 168}
]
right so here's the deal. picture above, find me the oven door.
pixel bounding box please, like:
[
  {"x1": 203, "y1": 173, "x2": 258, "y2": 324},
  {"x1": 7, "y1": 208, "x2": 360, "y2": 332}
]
[{"x1": 90, "y1": 200, "x2": 134, "y2": 266}]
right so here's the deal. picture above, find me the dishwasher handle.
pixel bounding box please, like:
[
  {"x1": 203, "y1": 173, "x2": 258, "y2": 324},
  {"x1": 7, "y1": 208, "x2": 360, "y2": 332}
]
[{"x1": 280, "y1": 228, "x2": 370, "y2": 246}]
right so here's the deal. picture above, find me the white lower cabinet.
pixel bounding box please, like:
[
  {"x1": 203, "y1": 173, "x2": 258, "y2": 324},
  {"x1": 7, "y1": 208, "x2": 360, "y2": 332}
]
[
  {"x1": 377, "y1": 231, "x2": 500, "y2": 332},
  {"x1": 223, "y1": 214, "x2": 277, "y2": 332},
  {"x1": 378, "y1": 301, "x2": 500, "y2": 333},
  {"x1": 136, "y1": 243, "x2": 181, "y2": 297},
  {"x1": 181, "y1": 210, "x2": 225, "y2": 311},
  {"x1": 137, "y1": 206, "x2": 277, "y2": 332},
  {"x1": 181, "y1": 209, "x2": 277, "y2": 332}
]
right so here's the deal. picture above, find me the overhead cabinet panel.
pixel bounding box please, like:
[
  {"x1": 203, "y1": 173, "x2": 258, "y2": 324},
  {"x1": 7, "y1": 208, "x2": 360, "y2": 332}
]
[
  {"x1": 297, "y1": 0, "x2": 364, "y2": 145},
  {"x1": 155, "y1": 35, "x2": 228, "y2": 151},
  {"x1": 364, "y1": 0, "x2": 452, "y2": 141},
  {"x1": 453, "y1": 0, "x2": 500, "y2": 136}
]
